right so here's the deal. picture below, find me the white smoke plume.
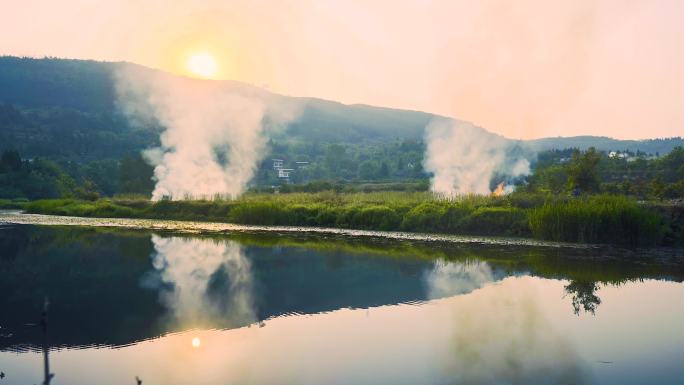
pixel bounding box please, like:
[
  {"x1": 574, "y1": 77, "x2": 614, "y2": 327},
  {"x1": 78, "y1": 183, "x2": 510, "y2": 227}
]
[
  {"x1": 423, "y1": 118, "x2": 533, "y2": 196},
  {"x1": 115, "y1": 65, "x2": 301, "y2": 200}
]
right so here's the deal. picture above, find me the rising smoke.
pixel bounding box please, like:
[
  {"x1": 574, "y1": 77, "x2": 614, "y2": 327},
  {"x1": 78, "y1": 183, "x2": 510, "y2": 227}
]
[
  {"x1": 423, "y1": 118, "x2": 533, "y2": 196},
  {"x1": 115, "y1": 65, "x2": 301, "y2": 200}
]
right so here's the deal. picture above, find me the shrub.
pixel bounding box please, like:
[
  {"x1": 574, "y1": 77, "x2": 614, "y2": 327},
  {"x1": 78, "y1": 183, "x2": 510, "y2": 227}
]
[
  {"x1": 348, "y1": 205, "x2": 401, "y2": 230},
  {"x1": 314, "y1": 207, "x2": 339, "y2": 227},
  {"x1": 228, "y1": 202, "x2": 286, "y2": 225},
  {"x1": 400, "y1": 203, "x2": 447, "y2": 232},
  {"x1": 284, "y1": 204, "x2": 322, "y2": 226},
  {"x1": 441, "y1": 205, "x2": 472, "y2": 232},
  {"x1": 461, "y1": 207, "x2": 528, "y2": 236}
]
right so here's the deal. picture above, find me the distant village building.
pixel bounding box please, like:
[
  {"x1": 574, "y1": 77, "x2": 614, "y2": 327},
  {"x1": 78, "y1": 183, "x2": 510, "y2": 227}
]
[
  {"x1": 278, "y1": 168, "x2": 293, "y2": 178},
  {"x1": 271, "y1": 159, "x2": 299, "y2": 183},
  {"x1": 278, "y1": 168, "x2": 294, "y2": 183},
  {"x1": 607, "y1": 151, "x2": 655, "y2": 162}
]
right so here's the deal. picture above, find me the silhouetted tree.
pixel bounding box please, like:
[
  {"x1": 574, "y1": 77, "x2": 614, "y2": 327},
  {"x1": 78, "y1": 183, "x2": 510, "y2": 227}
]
[
  {"x1": 74, "y1": 179, "x2": 100, "y2": 201},
  {"x1": 564, "y1": 280, "x2": 602, "y2": 315},
  {"x1": 118, "y1": 155, "x2": 154, "y2": 195},
  {"x1": 0, "y1": 150, "x2": 22, "y2": 172}
]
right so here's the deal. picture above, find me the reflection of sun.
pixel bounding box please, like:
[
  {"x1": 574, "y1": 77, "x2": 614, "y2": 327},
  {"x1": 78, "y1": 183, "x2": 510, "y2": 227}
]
[
  {"x1": 192, "y1": 337, "x2": 201, "y2": 348},
  {"x1": 187, "y1": 52, "x2": 218, "y2": 78}
]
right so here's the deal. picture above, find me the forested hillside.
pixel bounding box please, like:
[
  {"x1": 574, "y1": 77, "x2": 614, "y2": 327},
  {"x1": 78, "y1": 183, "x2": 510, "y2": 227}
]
[
  {"x1": 2, "y1": 56, "x2": 682, "y2": 158},
  {"x1": 1, "y1": 56, "x2": 683, "y2": 199},
  {"x1": 0, "y1": 56, "x2": 434, "y2": 158}
]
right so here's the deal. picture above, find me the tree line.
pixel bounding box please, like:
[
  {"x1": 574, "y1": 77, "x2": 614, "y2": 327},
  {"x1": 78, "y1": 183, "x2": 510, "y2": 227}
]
[
  {"x1": 0, "y1": 150, "x2": 153, "y2": 200},
  {"x1": 524, "y1": 147, "x2": 684, "y2": 199},
  {"x1": 1, "y1": 146, "x2": 683, "y2": 201}
]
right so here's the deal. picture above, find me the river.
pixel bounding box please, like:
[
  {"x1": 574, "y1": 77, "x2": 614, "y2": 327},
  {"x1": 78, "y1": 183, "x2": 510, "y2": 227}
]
[{"x1": 1, "y1": 211, "x2": 683, "y2": 384}]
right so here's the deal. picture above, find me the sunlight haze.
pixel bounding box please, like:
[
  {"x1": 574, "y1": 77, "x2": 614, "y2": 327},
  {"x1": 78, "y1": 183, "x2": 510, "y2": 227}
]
[
  {"x1": 1, "y1": 0, "x2": 683, "y2": 139},
  {"x1": 2, "y1": 3, "x2": 684, "y2": 384}
]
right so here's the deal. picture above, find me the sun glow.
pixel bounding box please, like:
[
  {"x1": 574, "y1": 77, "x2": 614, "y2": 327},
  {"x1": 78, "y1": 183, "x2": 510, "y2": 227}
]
[
  {"x1": 192, "y1": 337, "x2": 201, "y2": 348},
  {"x1": 186, "y1": 52, "x2": 218, "y2": 78}
]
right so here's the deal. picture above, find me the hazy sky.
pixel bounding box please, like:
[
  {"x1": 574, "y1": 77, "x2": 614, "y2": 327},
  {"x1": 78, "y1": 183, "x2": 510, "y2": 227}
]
[{"x1": 2, "y1": 0, "x2": 683, "y2": 139}]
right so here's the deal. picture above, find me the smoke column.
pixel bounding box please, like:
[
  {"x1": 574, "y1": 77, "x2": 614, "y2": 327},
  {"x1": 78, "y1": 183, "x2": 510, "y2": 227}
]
[
  {"x1": 115, "y1": 65, "x2": 300, "y2": 200},
  {"x1": 423, "y1": 118, "x2": 532, "y2": 196}
]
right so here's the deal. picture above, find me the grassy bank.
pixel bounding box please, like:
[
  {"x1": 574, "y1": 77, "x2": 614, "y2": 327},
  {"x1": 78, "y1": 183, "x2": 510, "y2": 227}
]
[
  {"x1": 5, "y1": 192, "x2": 680, "y2": 247},
  {"x1": 0, "y1": 198, "x2": 28, "y2": 209},
  {"x1": 529, "y1": 195, "x2": 665, "y2": 247}
]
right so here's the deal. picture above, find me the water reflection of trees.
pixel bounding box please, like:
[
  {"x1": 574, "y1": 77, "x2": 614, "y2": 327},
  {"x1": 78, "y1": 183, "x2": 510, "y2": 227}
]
[
  {"x1": 3, "y1": 225, "x2": 684, "y2": 351},
  {"x1": 564, "y1": 281, "x2": 602, "y2": 315}
]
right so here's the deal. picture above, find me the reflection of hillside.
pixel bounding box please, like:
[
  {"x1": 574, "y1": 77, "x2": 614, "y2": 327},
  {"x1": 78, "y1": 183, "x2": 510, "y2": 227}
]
[
  {"x1": 0, "y1": 226, "x2": 165, "y2": 352},
  {"x1": 229, "y1": 232, "x2": 684, "y2": 284},
  {"x1": 1, "y1": 225, "x2": 683, "y2": 351},
  {"x1": 1, "y1": 227, "x2": 502, "y2": 350}
]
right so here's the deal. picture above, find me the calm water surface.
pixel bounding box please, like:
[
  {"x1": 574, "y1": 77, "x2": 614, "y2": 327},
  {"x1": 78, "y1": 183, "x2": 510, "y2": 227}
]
[{"x1": 1, "y1": 216, "x2": 683, "y2": 384}]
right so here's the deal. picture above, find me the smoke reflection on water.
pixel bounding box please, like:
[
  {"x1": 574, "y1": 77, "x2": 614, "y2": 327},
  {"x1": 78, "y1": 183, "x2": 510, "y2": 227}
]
[
  {"x1": 135, "y1": 242, "x2": 590, "y2": 384},
  {"x1": 141, "y1": 235, "x2": 257, "y2": 329},
  {"x1": 425, "y1": 261, "x2": 590, "y2": 384},
  {"x1": 424, "y1": 260, "x2": 496, "y2": 299}
]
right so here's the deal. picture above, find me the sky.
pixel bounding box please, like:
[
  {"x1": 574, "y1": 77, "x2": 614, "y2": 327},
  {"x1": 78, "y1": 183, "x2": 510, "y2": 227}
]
[{"x1": 1, "y1": 0, "x2": 683, "y2": 139}]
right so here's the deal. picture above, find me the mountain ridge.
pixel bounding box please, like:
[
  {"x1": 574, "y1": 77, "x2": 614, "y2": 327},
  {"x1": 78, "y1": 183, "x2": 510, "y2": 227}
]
[{"x1": 1, "y1": 56, "x2": 682, "y2": 160}]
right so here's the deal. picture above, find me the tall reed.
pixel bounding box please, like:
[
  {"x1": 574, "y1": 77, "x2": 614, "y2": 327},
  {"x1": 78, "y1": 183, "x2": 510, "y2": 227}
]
[{"x1": 528, "y1": 195, "x2": 664, "y2": 246}]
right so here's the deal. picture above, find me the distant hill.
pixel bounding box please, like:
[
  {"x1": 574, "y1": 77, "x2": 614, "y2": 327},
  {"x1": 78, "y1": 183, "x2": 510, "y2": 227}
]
[
  {"x1": 528, "y1": 136, "x2": 684, "y2": 155},
  {"x1": 0, "y1": 57, "x2": 434, "y2": 158},
  {"x1": 0, "y1": 56, "x2": 682, "y2": 161}
]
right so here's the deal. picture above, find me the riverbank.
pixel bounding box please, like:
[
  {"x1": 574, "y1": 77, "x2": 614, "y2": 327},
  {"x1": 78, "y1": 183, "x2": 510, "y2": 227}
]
[
  {"x1": 0, "y1": 210, "x2": 584, "y2": 248},
  {"x1": 2, "y1": 192, "x2": 681, "y2": 247}
]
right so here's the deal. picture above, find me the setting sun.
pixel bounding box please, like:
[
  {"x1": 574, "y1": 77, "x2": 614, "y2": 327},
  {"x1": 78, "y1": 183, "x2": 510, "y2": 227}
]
[
  {"x1": 192, "y1": 337, "x2": 201, "y2": 348},
  {"x1": 187, "y1": 52, "x2": 218, "y2": 78}
]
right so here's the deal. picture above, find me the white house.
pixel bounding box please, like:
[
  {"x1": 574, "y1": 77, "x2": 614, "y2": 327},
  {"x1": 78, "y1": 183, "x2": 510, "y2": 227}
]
[
  {"x1": 278, "y1": 168, "x2": 294, "y2": 178},
  {"x1": 272, "y1": 159, "x2": 284, "y2": 169}
]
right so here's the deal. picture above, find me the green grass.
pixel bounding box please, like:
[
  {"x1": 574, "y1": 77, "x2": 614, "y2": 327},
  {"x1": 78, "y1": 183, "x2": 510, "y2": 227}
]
[
  {"x1": 19, "y1": 192, "x2": 678, "y2": 247},
  {"x1": 25, "y1": 199, "x2": 138, "y2": 218},
  {"x1": 0, "y1": 198, "x2": 27, "y2": 209},
  {"x1": 529, "y1": 195, "x2": 665, "y2": 247}
]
